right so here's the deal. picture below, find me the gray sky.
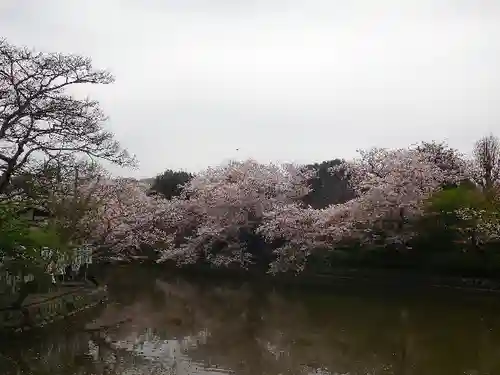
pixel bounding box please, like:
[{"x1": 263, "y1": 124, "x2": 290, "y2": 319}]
[{"x1": 1, "y1": 0, "x2": 499, "y2": 178}]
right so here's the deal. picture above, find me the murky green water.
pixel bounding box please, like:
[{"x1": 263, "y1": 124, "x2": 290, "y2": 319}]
[{"x1": 2, "y1": 267, "x2": 500, "y2": 375}]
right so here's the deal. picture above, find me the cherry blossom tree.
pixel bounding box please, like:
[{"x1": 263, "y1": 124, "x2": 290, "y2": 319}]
[
  {"x1": 2, "y1": 165, "x2": 174, "y2": 263},
  {"x1": 340, "y1": 147, "x2": 465, "y2": 221},
  {"x1": 5, "y1": 163, "x2": 181, "y2": 258},
  {"x1": 258, "y1": 147, "x2": 467, "y2": 273},
  {"x1": 257, "y1": 201, "x2": 359, "y2": 273},
  {"x1": 416, "y1": 141, "x2": 466, "y2": 176},
  {"x1": 157, "y1": 160, "x2": 314, "y2": 269},
  {"x1": 38, "y1": 144, "x2": 479, "y2": 272},
  {"x1": 25, "y1": 139, "x2": 492, "y2": 272},
  {"x1": 76, "y1": 178, "x2": 171, "y2": 254}
]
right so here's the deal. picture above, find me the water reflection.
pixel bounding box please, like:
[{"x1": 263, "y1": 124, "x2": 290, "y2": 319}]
[{"x1": 2, "y1": 268, "x2": 500, "y2": 374}]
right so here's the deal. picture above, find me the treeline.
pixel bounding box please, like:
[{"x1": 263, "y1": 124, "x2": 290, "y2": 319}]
[
  {"x1": 148, "y1": 138, "x2": 500, "y2": 278},
  {"x1": 150, "y1": 159, "x2": 354, "y2": 208}
]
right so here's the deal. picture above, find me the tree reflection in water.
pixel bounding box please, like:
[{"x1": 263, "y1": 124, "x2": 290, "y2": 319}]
[{"x1": 2, "y1": 269, "x2": 500, "y2": 374}]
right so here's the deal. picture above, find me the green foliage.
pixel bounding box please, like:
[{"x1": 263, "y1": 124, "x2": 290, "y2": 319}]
[
  {"x1": 413, "y1": 184, "x2": 496, "y2": 254},
  {"x1": 425, "y1": 183, "x2": 488, "y2": 213},
  {"x1": 302, "y1": 159, "x2": 354, "y2": 209},
  {"x1": 151, "y1": 169, "x2": 194, "y2": 199},
  {"x1": 25, "y1": 225, "x2": 69, "y2": 253},
  {"x1": 0, "y1": 201, "x2": 69, "y2": 274},
  {"x1": 0, "y1": 201, "x2": 30, "y2": 257}
]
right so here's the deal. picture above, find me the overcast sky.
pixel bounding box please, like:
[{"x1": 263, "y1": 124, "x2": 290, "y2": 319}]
[{"x1": 1, "y1": 0, "x2": 499, "y2": 178}]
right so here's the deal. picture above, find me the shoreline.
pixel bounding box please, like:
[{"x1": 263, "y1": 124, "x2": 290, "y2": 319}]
[
  {"x1": 0, "y1": 284, "x2": 108, "y2": 333},
  {"x1": 101, "y1": 262, "x2": 500, "y2": 295}
]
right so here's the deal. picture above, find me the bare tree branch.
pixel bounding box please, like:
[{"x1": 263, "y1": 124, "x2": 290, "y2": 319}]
[{"x1": 0, "y1": 39, "x2": 136, "y2": 193}]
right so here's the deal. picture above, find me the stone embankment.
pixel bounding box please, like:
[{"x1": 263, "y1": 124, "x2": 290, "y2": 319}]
[{"x1": 0, "y1": 284, "x2": 108, "y2": 332}]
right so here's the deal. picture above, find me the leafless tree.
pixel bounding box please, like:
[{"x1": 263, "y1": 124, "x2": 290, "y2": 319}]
[
  {"x1": 0, "y1": 39, "x2": 135, "y2": 193},
  {"x1": 473, "y1": 134, "x2": 500, "y2": 190}
]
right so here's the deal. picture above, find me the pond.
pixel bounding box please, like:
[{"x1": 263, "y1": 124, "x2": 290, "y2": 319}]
[{"x1": 2, "y1": 266, "x2": 500, "y2": 374}]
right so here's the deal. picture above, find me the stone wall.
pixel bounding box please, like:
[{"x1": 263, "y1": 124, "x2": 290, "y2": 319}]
[{"x1": 0, "y1": 286, "x2": 108, "y2": 332}]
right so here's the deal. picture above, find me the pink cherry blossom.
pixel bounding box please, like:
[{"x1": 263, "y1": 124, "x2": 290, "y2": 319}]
[
  {"x1": 157, "y1": 160, "x2": 314, "y2": 268},
  {"x1": 48, "y1": 145, "x2": 482, "y2": 273},
  {"x1": 258, "y1": 147, "x2": 466, "y2": 272},
  {"x1": 75, "y1": 178, "x2": 172, "y2": 253}
]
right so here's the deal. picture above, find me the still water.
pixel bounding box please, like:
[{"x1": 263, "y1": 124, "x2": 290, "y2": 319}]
[{"x1": 2, "y1": 267, "x2": 500, "y2": 375}]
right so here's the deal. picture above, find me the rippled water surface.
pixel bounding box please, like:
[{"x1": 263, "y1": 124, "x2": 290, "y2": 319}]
[{"x1": 2, "y1": 267, "x2": 500, "y2": 374}]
